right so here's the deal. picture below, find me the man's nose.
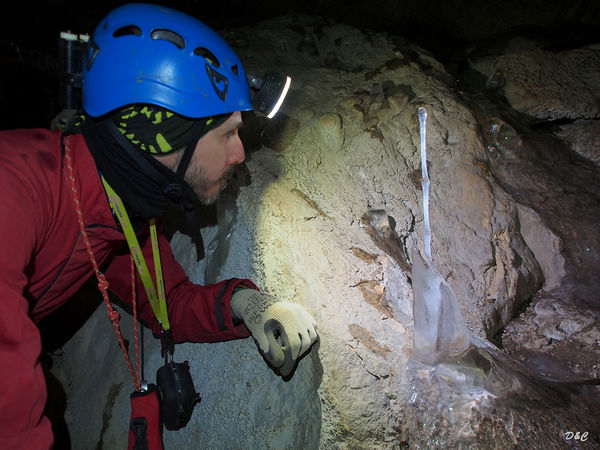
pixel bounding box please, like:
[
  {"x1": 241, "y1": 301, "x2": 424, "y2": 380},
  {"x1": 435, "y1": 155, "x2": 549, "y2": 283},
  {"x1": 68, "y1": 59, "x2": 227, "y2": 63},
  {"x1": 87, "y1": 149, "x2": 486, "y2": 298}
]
[{"x1": 228, "y1": 135, "x2": 245, "y2": 166}]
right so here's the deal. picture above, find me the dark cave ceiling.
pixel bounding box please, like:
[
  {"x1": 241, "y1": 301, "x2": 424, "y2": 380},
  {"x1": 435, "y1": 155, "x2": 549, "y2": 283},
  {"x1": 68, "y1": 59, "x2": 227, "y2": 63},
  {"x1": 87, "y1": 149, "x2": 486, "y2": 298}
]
[
  {"x1": 5, "y1": 0, "x2": 600, "y2": 54},
  {"x1": 1, "y1": 0, "x2": 598, "y2": 128}
]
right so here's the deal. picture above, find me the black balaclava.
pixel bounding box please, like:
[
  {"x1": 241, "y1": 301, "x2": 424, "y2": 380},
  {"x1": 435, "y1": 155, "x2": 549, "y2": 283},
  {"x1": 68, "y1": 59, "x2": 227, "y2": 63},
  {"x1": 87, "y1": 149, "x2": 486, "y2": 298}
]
[{"x1": 82, "y1": 104, "x2": 229, "y2": 251}]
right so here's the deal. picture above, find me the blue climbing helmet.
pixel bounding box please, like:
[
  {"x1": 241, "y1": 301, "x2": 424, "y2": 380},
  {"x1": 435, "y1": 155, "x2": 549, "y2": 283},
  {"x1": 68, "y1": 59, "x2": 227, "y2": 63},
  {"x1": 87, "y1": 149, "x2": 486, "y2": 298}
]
[{"x1": 82, "y1": 3, "x2": 252, "y2": 118}]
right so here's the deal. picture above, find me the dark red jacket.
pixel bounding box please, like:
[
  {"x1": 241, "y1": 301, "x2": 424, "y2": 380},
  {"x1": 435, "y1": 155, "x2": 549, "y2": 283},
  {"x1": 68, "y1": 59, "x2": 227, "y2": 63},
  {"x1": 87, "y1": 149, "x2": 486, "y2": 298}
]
[{"x1": 0, "y1": 129, "x2": 253, "y2": 449}]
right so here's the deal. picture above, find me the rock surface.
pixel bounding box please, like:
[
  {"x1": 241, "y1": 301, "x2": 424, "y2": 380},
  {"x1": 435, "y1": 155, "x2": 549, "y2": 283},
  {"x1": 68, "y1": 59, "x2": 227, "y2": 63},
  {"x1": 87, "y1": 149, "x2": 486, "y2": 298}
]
[
  {"x1": 48, "y1": 13, "x2": 600, "y2": 449},
  {"x1": 554, "y1": 119, "x2": 600, "y2": 166},
  {"x1": 470, "y1": 45, "x2": 600, "y2": 120}
]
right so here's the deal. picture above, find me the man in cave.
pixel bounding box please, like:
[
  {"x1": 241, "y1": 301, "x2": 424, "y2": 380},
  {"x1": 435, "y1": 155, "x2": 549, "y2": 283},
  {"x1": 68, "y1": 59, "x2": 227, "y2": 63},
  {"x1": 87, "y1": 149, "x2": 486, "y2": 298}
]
[{"x1": 0, "y1": 3, "x2": 318, "y2": 448}]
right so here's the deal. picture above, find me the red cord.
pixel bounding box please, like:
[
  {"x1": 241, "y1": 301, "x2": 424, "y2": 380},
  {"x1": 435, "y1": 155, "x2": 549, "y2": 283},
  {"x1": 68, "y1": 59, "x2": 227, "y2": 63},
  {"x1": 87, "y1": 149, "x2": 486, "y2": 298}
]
[{"x1": 64, "y1": 136, "x2": 141, "y2": 391}]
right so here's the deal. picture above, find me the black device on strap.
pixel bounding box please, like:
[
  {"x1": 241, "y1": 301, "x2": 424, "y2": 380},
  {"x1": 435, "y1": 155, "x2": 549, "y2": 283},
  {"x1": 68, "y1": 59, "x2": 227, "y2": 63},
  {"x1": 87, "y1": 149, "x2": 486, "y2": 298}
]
[{"x1": 156, "y1": 360, "x2": 201, "y2": 430}]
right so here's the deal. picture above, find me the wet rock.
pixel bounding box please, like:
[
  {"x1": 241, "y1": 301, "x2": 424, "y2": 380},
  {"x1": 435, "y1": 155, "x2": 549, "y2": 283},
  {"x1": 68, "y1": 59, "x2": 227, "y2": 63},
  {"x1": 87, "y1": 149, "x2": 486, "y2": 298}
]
[{"x1": 554, "y1": 119, "x2": 600, "y2": 166}]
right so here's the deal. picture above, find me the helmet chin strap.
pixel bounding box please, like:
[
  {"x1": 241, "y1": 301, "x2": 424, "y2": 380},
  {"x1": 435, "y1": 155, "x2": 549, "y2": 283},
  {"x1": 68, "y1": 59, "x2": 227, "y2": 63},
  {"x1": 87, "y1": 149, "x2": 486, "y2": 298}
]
[
  {"x1": 162, "y1": 119, "x2": 209, "y2": 261},
  {"x1": 162, "y1": 120, "x2": 207, "y2": 202}
]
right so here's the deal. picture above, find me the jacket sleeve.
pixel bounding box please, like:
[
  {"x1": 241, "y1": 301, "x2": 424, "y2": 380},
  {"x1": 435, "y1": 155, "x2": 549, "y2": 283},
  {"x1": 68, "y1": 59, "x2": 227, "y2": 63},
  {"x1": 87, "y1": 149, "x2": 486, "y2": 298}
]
[
  {"x1": 0, "y1": 155, "x2": 54, "y2": 448},
  {"x1": 103, "y1": 231, "x2": 255, "y2": 343}
]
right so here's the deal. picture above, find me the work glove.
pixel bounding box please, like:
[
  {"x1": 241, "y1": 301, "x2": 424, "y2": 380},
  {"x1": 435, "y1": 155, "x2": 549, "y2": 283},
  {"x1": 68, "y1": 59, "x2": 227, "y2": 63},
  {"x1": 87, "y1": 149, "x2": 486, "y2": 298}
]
[{"x1": 230, "y1": 289, "x2": 318, "y2": 376}]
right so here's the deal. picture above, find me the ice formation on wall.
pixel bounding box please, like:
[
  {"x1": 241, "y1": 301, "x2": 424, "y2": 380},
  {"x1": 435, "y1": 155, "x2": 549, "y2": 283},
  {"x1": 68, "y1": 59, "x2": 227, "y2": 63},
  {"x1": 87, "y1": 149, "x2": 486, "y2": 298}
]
[
  {"x1": 411, "y1": 106, "x2": 473, "y2": 363},
  {"x1": 407, "y1": 107, "x2": 600, "y2": 446},
  {"x1": 418, "y1": 107, "x2": 431, "y2": 261},
  {"x1": 410, "y1": 245, "x2": 474, "y2": 363}
]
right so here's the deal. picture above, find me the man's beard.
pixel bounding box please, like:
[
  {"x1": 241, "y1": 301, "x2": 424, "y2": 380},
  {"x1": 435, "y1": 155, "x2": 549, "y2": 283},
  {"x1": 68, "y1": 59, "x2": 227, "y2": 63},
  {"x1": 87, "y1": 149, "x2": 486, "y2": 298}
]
[{"x1": 184, "y1": 164, "x2": 234, "y2": 205}]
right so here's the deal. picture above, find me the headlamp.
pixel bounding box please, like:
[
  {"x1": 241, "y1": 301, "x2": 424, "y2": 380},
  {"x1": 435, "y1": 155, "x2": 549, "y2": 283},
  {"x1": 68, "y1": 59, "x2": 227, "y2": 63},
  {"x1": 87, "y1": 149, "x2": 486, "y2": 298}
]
[
  {"x1": 59, "y1": 31, "x2": 89, "y2": 110},
  {"x1": 248, "y1": 70, "x2": 292, "y2": 119}
]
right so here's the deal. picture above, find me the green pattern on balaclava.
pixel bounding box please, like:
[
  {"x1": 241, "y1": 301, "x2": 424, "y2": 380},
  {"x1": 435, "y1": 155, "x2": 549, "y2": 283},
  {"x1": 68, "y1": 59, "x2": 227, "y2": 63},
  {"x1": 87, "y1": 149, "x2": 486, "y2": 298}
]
[{"x1": 112, "y1": 105, "x2": 216, "y2": 154}]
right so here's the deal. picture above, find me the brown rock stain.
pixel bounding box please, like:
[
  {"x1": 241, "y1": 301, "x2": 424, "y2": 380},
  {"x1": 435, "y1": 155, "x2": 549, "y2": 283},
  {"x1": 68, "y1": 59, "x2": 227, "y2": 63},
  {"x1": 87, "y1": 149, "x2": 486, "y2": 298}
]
[
  {"x1": 357, "y1": 280, "x2": 394, "y2": 318},
  {"x1": 351, "y1": 247, "x2": 378, "y2": 264},
  {"x1": 348, "y1": 323, "x2": 391, "y2": 357},
  {"x1": 360, "y1": 210, "x2": 411, "y2": 276},
  {"x1": 291, "y1": 188, "x2": 331, "y2": 219}
]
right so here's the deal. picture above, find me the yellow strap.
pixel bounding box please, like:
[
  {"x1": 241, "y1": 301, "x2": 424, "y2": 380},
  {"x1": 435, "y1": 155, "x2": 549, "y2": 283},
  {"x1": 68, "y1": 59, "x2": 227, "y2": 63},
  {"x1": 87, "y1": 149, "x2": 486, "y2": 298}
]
[{"x1": 101, "y1": 177, "x2": 171, "y2": 331}]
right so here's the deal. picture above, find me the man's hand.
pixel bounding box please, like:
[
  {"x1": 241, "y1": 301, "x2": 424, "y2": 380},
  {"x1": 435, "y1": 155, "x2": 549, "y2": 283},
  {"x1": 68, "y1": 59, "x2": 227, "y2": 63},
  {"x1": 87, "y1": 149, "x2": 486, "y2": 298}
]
[{"x1": 230, "y1": 289, "x2": 318, "y2": 376}]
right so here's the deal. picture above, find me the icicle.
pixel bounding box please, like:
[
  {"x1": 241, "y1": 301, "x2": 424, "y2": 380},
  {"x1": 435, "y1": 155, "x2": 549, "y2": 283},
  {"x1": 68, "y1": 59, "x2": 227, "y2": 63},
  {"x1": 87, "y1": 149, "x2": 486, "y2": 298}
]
[
  {"x1": 418, "y1": 107, "x2": 431, "y2": 260},
  {"x1": 411, "y1": 106, "x2": 472, "y2": 363}
]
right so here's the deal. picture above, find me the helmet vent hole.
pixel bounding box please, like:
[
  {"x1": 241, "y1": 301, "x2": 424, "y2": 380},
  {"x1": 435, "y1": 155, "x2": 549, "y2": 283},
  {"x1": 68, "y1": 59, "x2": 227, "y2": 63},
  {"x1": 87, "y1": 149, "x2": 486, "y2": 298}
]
[
  {"x1": 151, "y1": 29, "x2": 185, "y2": 49},
  {"x1": 194, "y1": 47, "x2": 220, "y2": 68},
  {"x1": 113, "y1": 25, "x2": 142, "y2": 38},
  {"x1": 87, "y1": 41, "x2": 100, "y2": 70},
  {"x1": 231, "y1": 64, "x2": 239, "y2": 75}
]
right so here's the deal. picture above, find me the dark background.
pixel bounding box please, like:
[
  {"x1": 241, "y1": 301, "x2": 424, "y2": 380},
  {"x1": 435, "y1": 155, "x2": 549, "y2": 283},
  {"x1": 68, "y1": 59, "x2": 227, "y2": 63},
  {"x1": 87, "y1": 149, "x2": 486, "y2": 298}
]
[{"x1": 1, "y1": 0, "x2": 599, "y2": 129}]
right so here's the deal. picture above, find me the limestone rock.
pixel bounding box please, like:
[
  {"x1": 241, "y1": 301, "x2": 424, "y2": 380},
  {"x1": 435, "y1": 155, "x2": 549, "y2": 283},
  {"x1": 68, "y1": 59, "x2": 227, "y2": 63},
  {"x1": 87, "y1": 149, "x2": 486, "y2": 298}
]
[
  {"x1": 470, "y1": 45, "x2": 600, "y2": 120},
  {"x1": 502, "y1": 293, "x2": 600, "y2": 381},
  {"x1": 554, "y1": 119, "x2": 600, "y2": 166},
  {"x1": 516, "y1": 204, "x2": 565, "y2": 291}
]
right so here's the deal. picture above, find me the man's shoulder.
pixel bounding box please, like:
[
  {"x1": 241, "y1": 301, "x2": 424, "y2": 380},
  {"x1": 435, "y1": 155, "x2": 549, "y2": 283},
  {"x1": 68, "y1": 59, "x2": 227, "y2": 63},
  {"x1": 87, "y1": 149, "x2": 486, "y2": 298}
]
[
  {"x1": 0, "y1": 127, "x2": 61, "y2": 144},
  {"x1": 0, "y1": 127, "x2": 62, "y2": 164},
  {"x1": 0, "y1": 129, "x2": 93, "y2": 200},
  {"x1": 0, "y1": 128, "x2": 92, "y2": 170}
]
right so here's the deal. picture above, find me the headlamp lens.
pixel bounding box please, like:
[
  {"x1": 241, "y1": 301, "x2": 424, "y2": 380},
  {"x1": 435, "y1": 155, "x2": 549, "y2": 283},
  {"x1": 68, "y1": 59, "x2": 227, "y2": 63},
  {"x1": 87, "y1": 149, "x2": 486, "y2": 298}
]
[{"x1": 249, "y1": 70, "x2": 292, "y2": 119}]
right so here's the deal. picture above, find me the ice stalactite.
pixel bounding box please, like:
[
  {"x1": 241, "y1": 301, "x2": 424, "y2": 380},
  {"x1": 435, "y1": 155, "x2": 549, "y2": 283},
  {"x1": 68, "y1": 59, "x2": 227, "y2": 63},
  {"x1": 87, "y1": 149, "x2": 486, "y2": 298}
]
[
  {"x1": 418, "y1": 107, "x2": 431, "y2": 261},
  {"x1": 412, "y1": 106, "x2": 473, "y2": 364}
]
